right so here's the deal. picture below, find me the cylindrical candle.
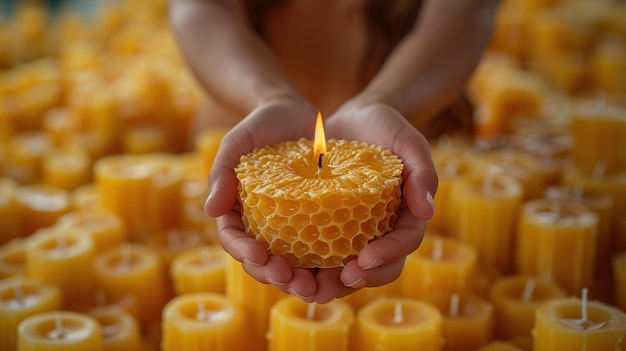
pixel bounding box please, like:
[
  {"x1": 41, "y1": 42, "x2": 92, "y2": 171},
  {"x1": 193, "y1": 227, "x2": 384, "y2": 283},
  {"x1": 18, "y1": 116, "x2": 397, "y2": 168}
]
[
  {"x1": 26, "y1": 227, "x2": 95, "y2": 308},
  {"x1": 142, "y1": 228, "x2": 205, "y2": 269},
  {"x1": 41, "y1": 146, "x2": 90, "y2": 192},
  {"x1": 613, "y1": 252, "x2": 626, "y2": 312},
  {"x1": 0, "y1": 177, "x2": 19, "y2": 244},
  {"x1": 0, "y1": 277, "x2": 62, "y2": 351},
  {"x1": 93, "y1": 243, "x2": 167, "y2": 324},
  {"x1": 194, "y1": 127, "x2": 229, "y2": 177},
  {"x1": 425, "y1": 292, "x2": 494, "y2": 351},
  {"x1": 15, "y1": 184, "x2": 71, "y2": 237},
  {"x1": 270, "y1": 297, "x2": 354, "y2": 351},
  {"x1": 88, "y1": 309, "x2": 142, "y2": 351},
  {"x1": 0, "y1": 238, "x2": 27, "y2": 279},
  {"x1": 354, "y1": 297, "x2": 444, "y2": 351},
  {"x1": 161, "y1": 292, "x2": 246, "y2": 351},
  {"x1": 170, "y1": 245, "x2": 227, "y2": 296},
  {"x1": 56, "y1": 211, "x2": 127, "y2": 253},
  {"x1": 144, "y1": 154, "x2": 183, "y2": 231},
  {"x1": 489, "y1": 274, "x2": 567, "y2": 340},
  {"x1": 400, "y1": 235, "x2": 477, "y2": 300},
  {"x1": 17, "y1": 311, "x2": 104, "y2": 351},
  {"x1": 516, "y1": 199, "x2": 598, "y2": 296}
]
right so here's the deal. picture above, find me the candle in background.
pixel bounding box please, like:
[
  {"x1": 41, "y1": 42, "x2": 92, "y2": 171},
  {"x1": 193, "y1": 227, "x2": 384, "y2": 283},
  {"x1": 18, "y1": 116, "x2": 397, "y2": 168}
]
[
  {"x1": 93, "y1": 243, "x2": 167, "y2": 324},
  {"x1": 17, "y1": 311, "x2": 104, "y2": 351},
  {"x1": 56, "y1": 211, "x2": 127, "y2": 252},
  {"x1": 26, "y1": 227, "x2": 95, "y2": 308},
  {"x1": 0, "y1": 277, "x2": 62, "y2": 351},
  {"x1": 489, "y1": 274, "x2": 566, "y2": 340},
  {"x1": 121, "y1": 124, "x2": 168, "y2": 154},
  {"x1": 354, "y1": 297, "x2": 443, "y2": 351},
  {"x1": 425, "y1": 292, "x2": 494, "y2": 351},
  {"x1": 533, "y1": 288, "x2": 626, "y2": 351},
  {"x1": 269, "y1": 297, "x2": 354, "y2": 351},
  {"x1": 15, "y1": 184, "x2": 70, "y2": 237},
  {"x1": 448, "y1": 171, "x2": 523, "y2": 274},
  {"x1": 85, "y1": 290, "x2": 139, "y2": 322},
  {"x1": 161, "y1": 292, "x2": 246, "y2": 351},
  {"x1": 400, "y1": 235, "x2": 477, "y2": 300},
  {"x1": 170, "y1": 245, "x2": 227, "y2": 296},
  {"x1": 195, "y1": 127, "x2": 229, "y2": 177},
  {"x1": 516, "y1": 199, "x2": 598, "y2": 296},
  {"x1": 0, "y1": 238, "x2": 27, "y2": 279},
  {"x1": 88, "y1": 309, "x2": 142, "y2": 351},
  {"x1": 41, "y1": 146, "x2": 90, "y2": 191},
  {"x1": 144, "y1": 154, "x2": 183, "y2": 231},
  {"x1": 613, "y1": 252, "x2": 626, "y2": 312},
  {"x1": 7, "y1": 131, "x2": 53, "y2": 183},
  {"x1": 70, "y1": 183, "x2": 102, "y2": 213},
  {"x1": 226, "y1": 256, "x2": 284, "y2": 351},
  {"x1": 143, "y1": 228, "x2": 205, "y2": 269},
  {"x1": 476, "y1": 341, "x2": 526, "y2": 351},
  {"x1": 0, "y1": 177, "x2": 19, "y2": 244}
]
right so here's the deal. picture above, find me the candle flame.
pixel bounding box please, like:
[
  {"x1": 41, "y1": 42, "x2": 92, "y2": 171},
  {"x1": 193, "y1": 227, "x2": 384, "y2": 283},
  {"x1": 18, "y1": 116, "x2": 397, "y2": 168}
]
[{"x1": 314, "y1": 112, "x2": 326, "y2": 171}]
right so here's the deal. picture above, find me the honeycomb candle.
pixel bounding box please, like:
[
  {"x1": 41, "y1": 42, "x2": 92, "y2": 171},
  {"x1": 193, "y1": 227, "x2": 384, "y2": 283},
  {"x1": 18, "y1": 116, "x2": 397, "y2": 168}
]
[{"x1": 235, "y1": 112, "x2": 403, "y2": 268}]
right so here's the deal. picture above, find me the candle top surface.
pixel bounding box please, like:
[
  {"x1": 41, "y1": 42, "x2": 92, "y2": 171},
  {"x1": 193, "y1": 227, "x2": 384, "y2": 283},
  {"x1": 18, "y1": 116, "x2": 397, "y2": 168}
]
[
  {"x1": 541, "y1": 298, "x2": 626, "y2": 332},
  {"x1": 20, "y1": 312, "x2": 99, "y2": 342}
]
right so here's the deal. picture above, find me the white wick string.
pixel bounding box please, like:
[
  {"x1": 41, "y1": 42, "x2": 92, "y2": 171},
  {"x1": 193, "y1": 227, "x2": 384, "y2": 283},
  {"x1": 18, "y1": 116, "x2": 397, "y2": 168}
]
[
  {"x1": 521, "y1": 278, "x2": 536, "y2": 302},
  {"x1": 393, "y1": 301, "x2": 404, "y2": 324},
  {"x1": 432, "y1": 238, "x2": 444, "y2": 261},
  {"x1": 581, "y1": 287, "x2": 589, "y2": 323},
  {"x1": 449, "y1": 294, "x2": 460, "y2": 317},
  {"x1": 306, "y1": 303, "x2": 316, "y2": 321}
]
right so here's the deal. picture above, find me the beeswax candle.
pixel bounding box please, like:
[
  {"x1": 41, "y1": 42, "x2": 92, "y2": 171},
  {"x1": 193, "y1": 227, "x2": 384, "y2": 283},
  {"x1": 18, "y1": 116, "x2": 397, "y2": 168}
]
[
  {"x1": 0, "y1": 238, "x2": 27, "y2": 279},
  {"x1": 170, "y1": 246, "x2": 227, "y2": 295},
  {"x1": 17, "y1": 311, "x2": 103, "y2": 351},
  {"x1": 41, "y1": 146, "x2": 90, "y2": 191},
  {"x1": 88, "y1": 309, "x2": 142, "y2": 351},
  {"x1": 56, "y1": 211, "x2": 126, "y2": 252},
  {"x1": 16, "y1": 184, "x2": 70, "y2": 237},
  {"x1": 0, "y1": 177, "x2": 18, "y2": 244},
  {"x1": 613, "y1": 252, "x2": 626, "y2": 312}
]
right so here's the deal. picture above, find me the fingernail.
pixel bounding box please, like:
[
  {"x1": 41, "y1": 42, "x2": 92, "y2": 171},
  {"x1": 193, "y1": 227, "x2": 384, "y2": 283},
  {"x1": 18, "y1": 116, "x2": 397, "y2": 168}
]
[
  {"x1": 344, "y1": 278, "x2": 366, "y2": 289},
  {"x1": 242, "y1": 258, "x2": 264, "y2": 267},
  {"x1": 426, "y1": 191, "x2": 435, "y2": 210},
  {"x1": 267, "y1": 278, "x2": 288, "y2": 286},
  {"x1": 203, "y1": 194, "x2": 212, "y2": 216},
  {"x1": 362, "y1": 258, "x2": 384, "y2": 270},
  {"x1": 288, "y1": 288, "x2": 313, "y2": 303}
]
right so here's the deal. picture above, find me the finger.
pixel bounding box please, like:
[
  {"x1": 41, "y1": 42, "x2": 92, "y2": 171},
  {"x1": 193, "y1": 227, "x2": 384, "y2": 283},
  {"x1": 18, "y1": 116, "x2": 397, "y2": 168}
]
[
  {"x1": 285, "y1": 268, "x2": 317, "y2": 303},
  {"x1": 312, "y1": 267, "x2": 357, "y2": 304},
  {"x1": 216, "y1": 209, "x2": 269, "y2": 266},
  {"x1": 242, "y1": 255, "x2": 293, "y2": 287},
  {"x1": 341, "y1": 257, "x2": 406, "y2": 288}
]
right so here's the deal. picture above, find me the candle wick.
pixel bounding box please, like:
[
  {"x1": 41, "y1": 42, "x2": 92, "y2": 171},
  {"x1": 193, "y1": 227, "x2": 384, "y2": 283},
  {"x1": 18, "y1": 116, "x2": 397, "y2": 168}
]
[
  {"x1": 393, "y1": 301, "x2": 404, "y2": 324},
  {"x1": 449, "y1": 293, "x2": 460, "y2": 317},
  {"x1": 482, "y1": 167, "x2": 499, "y2": 194},
  {"x1": 13, "y1": 284, "x2": 25, "y2": 306},
  {"x1": 521, "y1": 278, "x2": 536, "y2": 302},
  {"x1": 591, "y1": 161, "x2": 606, "y2": 180},
  {"x1": 196, "y1": 300, "x2": 208, "y2": 321},
  {"x1": 550, "y1": 201, "x2": 562, "y2": 222},
  {"x1": 306, "y1": 303, "x2": 316, "y2": 321},
  {"x1": 580, "y1": 287, "x2": 589, "y2": 323},
  {"x1": 432, "y1": 238, "x2": 444, "y2": 260},
  {"x1": 48, "y1": 313, "x2": 66, "y2": 340},
  {"x1": 317, "y1": 153, "x2": 324, "y2": 174}
]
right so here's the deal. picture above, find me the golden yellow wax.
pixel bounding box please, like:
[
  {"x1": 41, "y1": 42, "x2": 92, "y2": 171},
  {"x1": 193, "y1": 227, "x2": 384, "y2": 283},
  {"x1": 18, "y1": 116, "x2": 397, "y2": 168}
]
[
  {"x1": 225, "y1": 256, "x2": 284, "y2": 351},
  {"x1": 41, "y1": 146, "x2": 90, "y2": 192},
  {"x1": 170, "y1": 246, "x2": 227, "y2": 296},
  {"x1": 270, "y1": 297, "x2": 354, "y2": 351},
  {"x1": 613, "y1": 252, "x2": 626, "y2": 312},
  {"x1": 0, "y1": 177, "x2": 19, "y2": 244},
  {"x1": 488, "y1": 274, "x2": 567, "y2": 340},
  {"x1": 93, "y1": 243, "x2": 167, "y2": 324},
  {"x1": 0, "y1": 277, "x2": 62, "y2": 351},
  {"x1": 448, "y1": 174, "x2": 523, "y2": 274},
  {"x1": 8, "y1": 131, "x2": 54, "y2": 183},
  {"x1": 354, "y1": 297, "x2": 443, "y2": 351},
  {"x1": 400, "y1": 235, "x2": 476, "y2": 300},
  {"x1": 425, "y1": 292, "x2": 494, "y2": 351},
  {"x1": 516, "y1": 199, "x2": 598, "y2": 296},
  {"x1": 85, "y1": 290, "x2": 140, "y2": 323},
  {"x1": 15, "y1": 184, "x2": 71, "y2": 237},
  {"x1": 590, "y1": 38, "x2": 626, "y2": 95},
  {"x1": 161, "y1": 292, "x2": 246, "y2": 351},
  {"x1": 26, "y1": 227, "x2": 96, "y2": 308},
  {"x1": 17, "y1": 311, "x2": 103, "y2": 351},
  {"x1": 476, "y1": 341, "x2": 525, "y2": 351},
  {"x1": 0, "y1": 238, "x2": 27, "y2": 279},
  {"x1": 195, "y1": 127, "x2": 229, "y2": 177},
  {"x1": 122, "y1": 124, "x2": 168, "y2": 155},
  {"x1": 70, "y1": 184, "x2": 102, "y2": 213},
  {"x1": 56, "y1": 211, "x2": 127, "y2": 253},
  {"x1": 144, "y1": 154, "x2": 184, "y2": 231},
  {"x1": 143, "y1": 228, "x2": 205, "y2": 269},
  {"x1": 88, "y1": 309, "x2": 142, "y2": 351},
  {"x1": 533, "y1": 297, "x2": 626, "y2": 351},
  {"x1": 41, "y1": 108, "x2": 77, "y2": 147}
]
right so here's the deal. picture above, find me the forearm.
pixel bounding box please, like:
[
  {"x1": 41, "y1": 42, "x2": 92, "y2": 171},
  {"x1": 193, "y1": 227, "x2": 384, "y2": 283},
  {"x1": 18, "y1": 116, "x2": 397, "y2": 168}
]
[
  {"x1": 359, "y1": 0, "x2": 500, "y2": 125},
  {"x1": 169, "y1": 0, "x2": 304, "y2": 117}
]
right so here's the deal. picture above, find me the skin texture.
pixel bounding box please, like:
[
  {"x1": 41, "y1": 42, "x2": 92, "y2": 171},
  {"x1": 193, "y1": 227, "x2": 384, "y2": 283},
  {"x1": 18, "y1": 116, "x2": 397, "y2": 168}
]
[{"x1": 170, "y1": 0, "x2": 500, "y2": 303}]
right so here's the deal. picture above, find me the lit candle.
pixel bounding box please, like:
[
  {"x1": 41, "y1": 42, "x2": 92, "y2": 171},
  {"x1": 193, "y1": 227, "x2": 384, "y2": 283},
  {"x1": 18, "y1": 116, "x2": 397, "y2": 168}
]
[
  {"x1": 56, "y1": 211, "x2": 127, "y2": 252},
  {"x1": 515, "y1": 199, "x2": 598, "y2": 296},
  {"x1": 93, "y1": 243, "x2": 167, "y2": 324},
  {"x1": 17, "y1": 311, "x2": 104, "y2": 351},
  {"x1": 41, "y1": 146, "x2": 90, "y2": 191},
  {"x1": 0, "y1": 277, "x2": 62, "y2": 351},
  {"x1": 399, "y1": 235, "x2": 477, "y2": 300},
  {"x1": 269, "y1": 297, "x2": 354, "y2": 351},
  {"x1": 425, "y1": 292, "x2": 494, "y2": 351},
  {"x1": 170, "y1": 245, "x2": 227, "y2": 295},
  {"x1": 161, "y1": 292, "x2": 246, "y2": 351},
  {"x1": 235, "y1": 112, "x2": 403, "y2": 268},
  {"x1": 613, "y1": 252, "x2": 626, "y2": 312},
  {"x1": 15, "y1": 184, "x2": 71, "y2": 237},
  {"x1": 488, "y1": 274, "x2": 566, "y2": 340},
  {"x1": 533, "y1": 288, "x2": 626, "y2": 351},
  {"x1": 0, "y1": 177, "x2": 19, "y2": 244},
  {"x1": 448, "y1": 171, "x2": 523, "y2": 274},
  {"x1": 88, "y1": 309, "x2": 142, "y2": 351},
  {"x1": 26, "y1": 227, "x2": 96, "y2": 308},
  {"x1": 354, "y1": 297, "x2": 444, "y2": 351},
  {"x1": 0, "y1": 238, "x2": 27, "y2": 279}
]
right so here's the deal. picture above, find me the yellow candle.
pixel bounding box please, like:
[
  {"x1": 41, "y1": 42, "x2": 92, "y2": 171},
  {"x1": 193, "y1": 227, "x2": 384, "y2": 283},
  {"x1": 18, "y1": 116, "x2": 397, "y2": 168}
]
[
  {"x1": 41, "y1": 146, "x2": 90, "y2": 192},
  {"x1": 270, "y1": 297, "x2": 354, "y2": 351},
  {"x1": 488, "y1": 274, "x2": 567, "y2": 340},
  {"x1": 425, "y1": 292, "x2": 494, "y2": 351},
  {"x1": 16, "y1": 184, "x2": 71, "y2": 237},
  {"x1": 613, "y1": 252, "x2": 626, "y2": 312},
  {"x1": 516, "y1": 199, "x2": 598, "y2": 296},
  {"x1": 161, "y1": 292, "x2": 246, "y2": 351},
  {"x1": 85, "y1": 290, "x2": 139, "y2": 323},
  {"x1": 0, "y1": 277, "x2": 62, "y2": 351},
  {"x1": 41, "y1": 108, "x2": 77, "y2": 147},
  {"x1": 144, "y1": 154, "x2": 184, "y2": 231},
  {"x1": 400, "y1": 235, "x2": 476, "y2": 300},
  {"x1": 195, "y1": 127, "x2": 229, "y2": 177},
  {"x1": 26, "y1": 227, "x2": 95, "y2": 308},
  {"x1": 143, "y1": 228, "x2": 205, "y2": 269},
  {"x1": 56, "y1": 211, "x2": 127, "y2": 253},
  {"x1": 122, "y1": 124, "x2": 168, "y2": 155},
  {"x1": 170, "y1": 246, "x2": 227, "y2": 296},
  {"x1": 70, "y1": 184, "x2": 102, "y2": 213},
  {"x1": 354, "y1": 297, "x2": 444, "y2": 351},
  {"x1": 17, "y1": 311, "x2": 104, "y2": 351},
  {"x1": 7, "y1": 131, "x2": 53, "y2": 183},
  {"x1": 93, "y1": 243, "x2": 167, "y2": 324},
  {"x1": 0, "y1": 177, "x2": 19, "y2": 244},
  {"x1": 235, "y1": 113, "x2": 403, "y2": 268},
  {"x1": 476, "y1": 341, "x2": 526, "y2": 351},
  {"x1": 0, "y1": 238, "x2": 27, "y2": 279},
  {"x1": 590, "y1": 38, "x2": 626, "y2": 94},
  {"x1": 448, "y1": 173, "x2": 523, "y2": 274},
  {"x1": 88, "y1": 309, "x2": 142, "y2": 351},
  {"x1": 225, "y1": 256, "x2": 284, "y2": 351},
  {"x1": 533, "y1": 289, "x2": 626, "y2": 351}
]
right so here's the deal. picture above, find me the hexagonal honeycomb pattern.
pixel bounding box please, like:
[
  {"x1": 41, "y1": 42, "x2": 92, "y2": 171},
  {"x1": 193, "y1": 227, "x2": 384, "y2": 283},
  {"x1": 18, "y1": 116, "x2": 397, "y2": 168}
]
[{"x1": 235, "y1": 138, "x2": 403, "y2": 268}]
